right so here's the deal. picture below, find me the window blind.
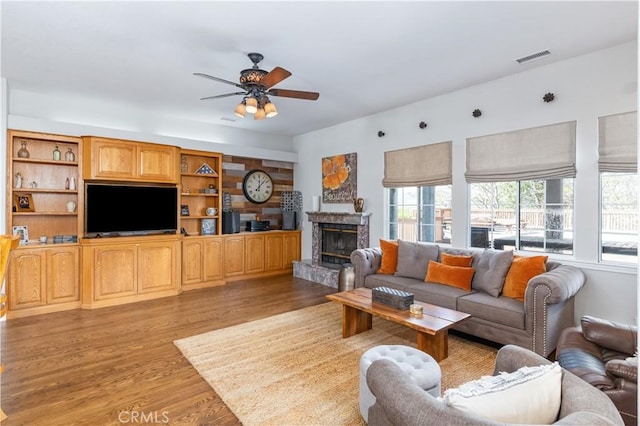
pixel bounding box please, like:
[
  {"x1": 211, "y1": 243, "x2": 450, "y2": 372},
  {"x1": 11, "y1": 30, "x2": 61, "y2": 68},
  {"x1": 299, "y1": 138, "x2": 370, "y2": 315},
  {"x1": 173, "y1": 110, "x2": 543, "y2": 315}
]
[
  {"x1": 465, "y1": 121, "x2": 576, "y2": 183},
  {"x1": 598, "y1": 111, "x2": 637, "y2": 173},
  {"x1": 382, "y1": 141, "x2": 452, "y2": 188}
]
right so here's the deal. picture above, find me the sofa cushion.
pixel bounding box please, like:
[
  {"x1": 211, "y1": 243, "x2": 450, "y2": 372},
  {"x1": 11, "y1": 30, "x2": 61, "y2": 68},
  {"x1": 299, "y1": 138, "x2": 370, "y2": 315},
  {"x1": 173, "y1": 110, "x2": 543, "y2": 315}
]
[
  {"x1": 443, "y1": 362, "x2": 562, "y2": 424},
  {"x1": 364, "y1": 274, "x2": 419, "y2": 294},
  {"x1": 425, "y1": 261, "x2": 474, "y2": 291},
  {"x1": 440, "y1": 252, "x2": 474, "y2": 267},
  {"x1": 377, "y1": 239, "x2": 399, "y2": 275},
  {"x1": 457, "y1": 292, "x2": 525, "y2": 329},
  {"x1": 471, "y1": 249, "x2": 513, "y2": 297},
  {"x1": 502, "y1": 255, "x2": 547, "y2": 301},
  {"x1": 395, "y1": 240, "x2": 439, "y2": 280},
  {"x1": 406, "y1": 281, "x2": 469, "y2": 310}
]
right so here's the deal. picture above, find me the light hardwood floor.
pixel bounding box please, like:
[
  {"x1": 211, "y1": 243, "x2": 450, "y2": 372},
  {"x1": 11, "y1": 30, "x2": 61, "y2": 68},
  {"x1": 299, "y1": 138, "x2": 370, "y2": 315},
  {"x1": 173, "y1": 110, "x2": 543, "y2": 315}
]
[{"x1": 1, "y1": 275, "x2": 335, "y2": 425}]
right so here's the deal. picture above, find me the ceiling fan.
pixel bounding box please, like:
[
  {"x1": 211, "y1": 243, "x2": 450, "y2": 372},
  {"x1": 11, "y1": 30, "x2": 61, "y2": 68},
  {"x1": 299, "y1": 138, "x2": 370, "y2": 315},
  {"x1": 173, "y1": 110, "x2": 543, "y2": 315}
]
[{"x1": 194, "y1": 52, "x2": 319, "y2": 120}]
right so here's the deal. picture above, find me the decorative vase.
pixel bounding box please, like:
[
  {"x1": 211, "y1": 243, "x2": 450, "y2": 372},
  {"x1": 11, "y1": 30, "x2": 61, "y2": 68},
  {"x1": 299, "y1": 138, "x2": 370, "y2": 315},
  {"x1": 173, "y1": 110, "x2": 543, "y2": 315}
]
[
  {"x1": 354, "y1": 197, "x2": 364, "y2": 213},
  {"x1": 69, "y1": 177, "x2": 77, "y2": 190},
  {"x1": 65, "y1": 148, "x2": 76, "y2": 162},
  {"x1": 14, "y1": 173, "x2": 23, "y2": 189},
  {"x1": 66, "y1": 201, "x2": 77, "y2": 212},
  {"x1": 17, "y1": 141, "x2": 30, "y2": 158},
  {"x1": 181, "y1": 156, "x2": 188, "y2": 173},
  {"x1": 53, "y1": 145, "x2": 61, "y2": 161}
]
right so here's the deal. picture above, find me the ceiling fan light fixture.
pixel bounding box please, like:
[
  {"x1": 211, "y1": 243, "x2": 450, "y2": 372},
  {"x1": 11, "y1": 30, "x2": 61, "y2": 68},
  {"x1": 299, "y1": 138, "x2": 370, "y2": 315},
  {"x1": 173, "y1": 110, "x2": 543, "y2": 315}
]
[
  {"x1": 245, "y1": 97, "x2": 258, "y2": 114},
  {"x1": 254, "y1": 108, "x2": 266, "y2": 120},
  {"x1": 264, "y1": 101, "x2": 278, "y2": 118},
  {"x1": 234, "y1": 101, "x2": 246, "y2": 118}
]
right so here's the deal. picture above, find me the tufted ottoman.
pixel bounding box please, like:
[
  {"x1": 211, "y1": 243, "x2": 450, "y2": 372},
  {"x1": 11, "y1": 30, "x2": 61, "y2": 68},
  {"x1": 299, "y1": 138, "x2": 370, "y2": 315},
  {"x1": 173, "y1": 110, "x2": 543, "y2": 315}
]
[{"x1": 359, "y1": 345, "x2": 441, "y2": 422}]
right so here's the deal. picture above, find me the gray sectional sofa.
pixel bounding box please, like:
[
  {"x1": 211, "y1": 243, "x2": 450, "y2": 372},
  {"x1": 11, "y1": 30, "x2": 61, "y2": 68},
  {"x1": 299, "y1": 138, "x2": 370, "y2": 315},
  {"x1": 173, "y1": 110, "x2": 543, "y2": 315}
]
[{"x1": 350, "y1": 241, "x2": 586, "y2": 357}]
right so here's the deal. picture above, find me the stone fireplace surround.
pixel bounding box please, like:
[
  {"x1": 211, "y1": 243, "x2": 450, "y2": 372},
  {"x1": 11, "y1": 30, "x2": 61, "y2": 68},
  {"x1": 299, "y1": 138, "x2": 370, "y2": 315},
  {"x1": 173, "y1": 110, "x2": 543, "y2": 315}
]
[{"x1": 293, "y1": 211, "x2": 371, "y2": 288}]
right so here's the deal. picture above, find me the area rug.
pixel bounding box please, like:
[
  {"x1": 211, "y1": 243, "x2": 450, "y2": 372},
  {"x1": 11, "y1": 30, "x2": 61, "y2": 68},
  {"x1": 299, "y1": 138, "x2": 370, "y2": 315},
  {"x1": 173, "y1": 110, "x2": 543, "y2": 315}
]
[{"x1": 174, "y1": 302, "x2": 498, "y2": 426}]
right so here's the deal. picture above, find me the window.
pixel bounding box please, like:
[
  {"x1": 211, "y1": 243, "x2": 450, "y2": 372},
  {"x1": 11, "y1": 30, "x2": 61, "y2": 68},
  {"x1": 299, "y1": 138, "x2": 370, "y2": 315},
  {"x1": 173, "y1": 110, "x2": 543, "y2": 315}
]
[
  {"x1": 601, "y1": 173, "x2": 637, "y2": 263},
  {"x1": 388, "y1": 185, "x2": 452, "y2": 243},
  {"x1": 469, "y1": 179, "x2": 574, "y2": 254}
]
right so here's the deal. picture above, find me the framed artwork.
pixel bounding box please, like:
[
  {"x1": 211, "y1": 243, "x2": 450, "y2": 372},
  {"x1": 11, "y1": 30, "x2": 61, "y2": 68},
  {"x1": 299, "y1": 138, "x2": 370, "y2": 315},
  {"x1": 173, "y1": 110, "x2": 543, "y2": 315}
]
[
  {"x1": 13, "y1": 193, "x2": 35, "y2": 212},
  {"x1": 322, "y1": 152, "x2": 357, "y2": 203},
  {"x1": 201, "y1": 218, "x2": 216, "y2": 235},
  {"x1": 12, "y1": 225, "x2": 29, "y2": 245},
  {"x1": 180, "y1": 205, "x2": 190, "y2": 216}
]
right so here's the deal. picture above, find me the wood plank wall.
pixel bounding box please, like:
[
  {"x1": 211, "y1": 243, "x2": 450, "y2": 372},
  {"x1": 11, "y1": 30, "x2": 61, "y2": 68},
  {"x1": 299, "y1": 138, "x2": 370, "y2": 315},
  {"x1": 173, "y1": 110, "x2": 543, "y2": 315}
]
[{"x1": 222, "y1": 155, "x2": 294, "y2": 230}]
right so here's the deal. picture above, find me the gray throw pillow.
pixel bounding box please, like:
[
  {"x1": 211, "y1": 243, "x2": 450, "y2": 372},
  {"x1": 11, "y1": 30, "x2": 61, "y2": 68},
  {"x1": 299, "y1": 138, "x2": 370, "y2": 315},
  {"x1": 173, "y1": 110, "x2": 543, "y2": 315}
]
[
  {"x1": 395, "y1": 240, "x2": 440, "y2": 280},
  {"x1": 471, "y1": 249, "x2": 514, "y2": 297}
]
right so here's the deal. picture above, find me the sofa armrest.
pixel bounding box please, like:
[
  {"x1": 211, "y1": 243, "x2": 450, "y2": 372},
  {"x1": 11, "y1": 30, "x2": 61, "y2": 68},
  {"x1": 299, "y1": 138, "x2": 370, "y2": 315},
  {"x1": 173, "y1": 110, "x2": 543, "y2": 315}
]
[
  {"x1": 525, "y1": 264, "x2": 585, "y2": 305},
  {"x1": 581, "y1": 315, "x2": 638, "y2": 356},
  {"x1": 493, "y1": 344, "x2": 551, "y2": 374},
  {"x1": 366, "y1": 359, "x2": 498, "y2": 426},
  {"x1": 350, "y1": 247, "x2": 382, "y2": 288},
  {"x1": 606, "y1": 359, "x2": 638, "y2": 383}
]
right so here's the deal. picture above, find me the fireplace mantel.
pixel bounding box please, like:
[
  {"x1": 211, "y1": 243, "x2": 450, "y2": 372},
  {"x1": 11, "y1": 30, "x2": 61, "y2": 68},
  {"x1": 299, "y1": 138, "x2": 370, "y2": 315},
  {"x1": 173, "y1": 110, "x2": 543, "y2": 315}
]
[{"x1": 306, "y1": 211, "x2": 372, "y2": 225}]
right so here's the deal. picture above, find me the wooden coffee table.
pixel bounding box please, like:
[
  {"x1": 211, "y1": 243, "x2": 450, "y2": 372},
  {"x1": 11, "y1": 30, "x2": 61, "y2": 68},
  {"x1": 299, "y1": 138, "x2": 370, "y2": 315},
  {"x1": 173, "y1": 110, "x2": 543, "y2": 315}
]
[{"x1": 326, "y1": 287, "x2": 470, "y2": 361}]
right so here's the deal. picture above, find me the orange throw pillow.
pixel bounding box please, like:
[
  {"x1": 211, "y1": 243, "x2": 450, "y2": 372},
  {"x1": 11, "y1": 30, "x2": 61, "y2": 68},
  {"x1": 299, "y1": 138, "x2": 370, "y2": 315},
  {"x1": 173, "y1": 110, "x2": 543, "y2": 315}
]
[
  {"x1": 377, "y1": 239, "x2": 399, "y2": 275},
  {"x1": 425, "y1": 260, "x2": 474, "y2": 291},
  {"x1": 502, "y1": 255, "x2": 548, "y2": 301},
  {"x1": 441, "y1": 252, "x2": 474, "y2": 267}
]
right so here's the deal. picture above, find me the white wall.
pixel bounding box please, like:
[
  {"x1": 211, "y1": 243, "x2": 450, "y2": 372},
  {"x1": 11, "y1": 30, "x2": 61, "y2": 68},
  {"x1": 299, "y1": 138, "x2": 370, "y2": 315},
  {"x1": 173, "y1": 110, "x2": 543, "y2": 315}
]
[{"x1": 293, "y1": 41, "x2": 638, "y2": 324}]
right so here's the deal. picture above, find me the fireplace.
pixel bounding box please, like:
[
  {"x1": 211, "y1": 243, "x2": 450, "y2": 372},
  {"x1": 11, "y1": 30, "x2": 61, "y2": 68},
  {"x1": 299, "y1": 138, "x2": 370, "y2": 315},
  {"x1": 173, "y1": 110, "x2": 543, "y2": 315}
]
[
  {"x1": 293, "y1": 211, "x2": 371, "y2": 288},
  {"x1": 321, "y1": 223, "x2": 358, "y2": 265}
]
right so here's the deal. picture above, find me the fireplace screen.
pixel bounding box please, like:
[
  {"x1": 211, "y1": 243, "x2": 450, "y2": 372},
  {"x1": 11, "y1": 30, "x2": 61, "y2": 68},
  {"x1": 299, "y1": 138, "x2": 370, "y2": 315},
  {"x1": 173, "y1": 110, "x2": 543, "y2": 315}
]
[{"x1": 321, "y1": 223, "x2": 358, "y2": 265}]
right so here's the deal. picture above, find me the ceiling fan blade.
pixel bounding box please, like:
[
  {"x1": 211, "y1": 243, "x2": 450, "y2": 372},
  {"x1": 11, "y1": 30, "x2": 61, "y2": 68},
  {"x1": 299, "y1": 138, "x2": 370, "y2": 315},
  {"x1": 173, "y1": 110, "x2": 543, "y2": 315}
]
[
  {"x1": 200, "y1": 92, "x2": 246, "y2": 100},
  {"x1": 259, "y1": 67, "x2": 292, "y2": 89},
  {"x1": 194, "y1": 72, "x2": 243, "y2": 89},
  {"x1": 267, "y1": 88, "x2": 319, "y2": 101}
]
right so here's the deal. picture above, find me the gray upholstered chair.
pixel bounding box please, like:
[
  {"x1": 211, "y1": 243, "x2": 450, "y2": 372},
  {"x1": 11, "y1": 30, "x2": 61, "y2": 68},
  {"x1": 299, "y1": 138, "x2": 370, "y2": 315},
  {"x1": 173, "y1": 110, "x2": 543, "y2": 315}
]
[{"x1": 366, "y1": 344, "x2": 624, "y2": 425}]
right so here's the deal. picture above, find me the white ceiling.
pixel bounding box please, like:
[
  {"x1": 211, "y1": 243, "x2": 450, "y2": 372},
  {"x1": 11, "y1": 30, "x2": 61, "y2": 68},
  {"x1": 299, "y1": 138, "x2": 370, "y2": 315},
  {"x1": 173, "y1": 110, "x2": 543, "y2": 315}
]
[{"x1": 1, "y1": 1, "x2": 638, "y2": 138}]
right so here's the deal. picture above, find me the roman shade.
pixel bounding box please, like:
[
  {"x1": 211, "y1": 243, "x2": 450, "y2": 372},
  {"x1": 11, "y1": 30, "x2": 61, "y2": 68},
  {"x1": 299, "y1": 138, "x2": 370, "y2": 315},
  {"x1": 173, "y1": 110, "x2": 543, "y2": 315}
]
[
  {"x1": 598, "y1": 111, "x2": 637, "y2": 172},
  {"x1": 382, "y1": 141, "x2": 452, "y2": 188},
  {"x1": 465, "y1": 121, "x2": 577, "y2": 183}
]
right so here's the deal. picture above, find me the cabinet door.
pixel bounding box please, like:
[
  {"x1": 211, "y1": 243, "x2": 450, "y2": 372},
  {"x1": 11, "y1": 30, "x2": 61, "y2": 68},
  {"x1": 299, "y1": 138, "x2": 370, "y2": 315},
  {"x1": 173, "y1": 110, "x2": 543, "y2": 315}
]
[
  {"x1": 203, "y1": 238, "x2": 224, "y2": 281},
  {"x1": 91, "y1": 244, "x2": 137, "y2": 300},
  {"x1": 138, "y1": 240, "x2": 178, "y2": 293},
  {"x1": 224, "y1": 236, "x2": 245, "y2": 277},
  {"x1": 8, "y1": 249, "x2": 46, "y2": 310},
  {"x1": 245, "y1": 234, "x2": 265, "y2": 274},
  {"x1": 265, "y1": 234, "x2": 284, "y2": 271},
  {"x1": 283, "y1": 232, "x2": 301, "y2": 269},
  {"x1": 87, "y1": 138, "x2": 137, "y2": 180},
  {"x1": 182, "y1": 239, "x2": 204, "y2": 285},
  {"x1": 138, "y1": 144, "x2": 178, "y2": 183},
  {"x1": 47, "y1": 246, "x2": 80, "y2": 304}
]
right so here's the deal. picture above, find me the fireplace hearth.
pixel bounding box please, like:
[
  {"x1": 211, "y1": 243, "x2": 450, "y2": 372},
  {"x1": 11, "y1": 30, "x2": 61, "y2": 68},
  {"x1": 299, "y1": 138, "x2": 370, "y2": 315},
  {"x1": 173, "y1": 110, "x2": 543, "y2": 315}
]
[{"x1": 293, "y1": 211, "x2": 371, "y2": 288}]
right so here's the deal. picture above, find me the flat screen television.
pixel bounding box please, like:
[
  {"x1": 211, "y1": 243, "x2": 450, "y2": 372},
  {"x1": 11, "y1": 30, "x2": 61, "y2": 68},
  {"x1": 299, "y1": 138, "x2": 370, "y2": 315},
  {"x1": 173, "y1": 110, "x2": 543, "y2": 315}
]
[{"x1": 85, "y1": 183, "x2": 178, "y2": 238}]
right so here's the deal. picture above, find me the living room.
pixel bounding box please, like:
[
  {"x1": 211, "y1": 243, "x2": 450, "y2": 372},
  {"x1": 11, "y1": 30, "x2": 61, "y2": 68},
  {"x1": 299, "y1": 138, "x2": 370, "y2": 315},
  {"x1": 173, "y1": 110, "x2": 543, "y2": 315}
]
[{"x1": 1, "y1": 1, "x2": 638, "y2": 424}]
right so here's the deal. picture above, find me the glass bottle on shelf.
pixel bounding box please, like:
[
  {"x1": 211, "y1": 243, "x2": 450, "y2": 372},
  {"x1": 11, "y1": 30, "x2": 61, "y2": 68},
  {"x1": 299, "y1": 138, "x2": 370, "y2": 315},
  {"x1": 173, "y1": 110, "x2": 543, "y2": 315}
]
[
  {"x1": 53, "y1": 145, "x2": 61, "y2": 161},
  {"x1": 65, "y1": 148, "x2": 76, "y2": 162},
  {"x1": 17, "y1": 141, "x2": 30, "y2": 158},
  {"x1": 181, "y1": 155, "x2": 188, "y2": 173}
]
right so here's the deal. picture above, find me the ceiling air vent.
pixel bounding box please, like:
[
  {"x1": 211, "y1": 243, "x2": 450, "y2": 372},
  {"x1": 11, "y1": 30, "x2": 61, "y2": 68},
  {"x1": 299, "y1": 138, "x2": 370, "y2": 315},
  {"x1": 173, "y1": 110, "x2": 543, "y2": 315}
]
[{"x1": 516, "y1": 49, "x2": 551, "y2": 64}]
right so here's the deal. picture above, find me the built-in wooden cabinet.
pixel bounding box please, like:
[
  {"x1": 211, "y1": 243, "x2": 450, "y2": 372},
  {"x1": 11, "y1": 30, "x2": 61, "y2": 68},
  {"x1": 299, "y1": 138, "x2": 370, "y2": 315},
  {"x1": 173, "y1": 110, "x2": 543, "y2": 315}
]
[
  {"x1": 181, "y1": 236, "x2": 224, "y2": 290},
  {"x1": 7, "y1": 245, "x2": 80, "y2": 317},
  {"x1": 6, "y1": 129, "x2": 301, "y2": 318},
  {"x1": 179, "y1": 149, "x2": 222, "y2": 236},
  {"x1": 7, "y1": 130, "x2": 82, "y2": 244},
  {"x1": 82, "y1": 136, "x2": 179, "y2": 183},
  {"x1": 81, "y1": 235, "x2": 180, "y2": 309},
  {"x1": 224, "y1": 235, "x2": 245, "y2": 278},
  {"x1": 245, "y1": 234, "x2": 265, "y2": 274}
]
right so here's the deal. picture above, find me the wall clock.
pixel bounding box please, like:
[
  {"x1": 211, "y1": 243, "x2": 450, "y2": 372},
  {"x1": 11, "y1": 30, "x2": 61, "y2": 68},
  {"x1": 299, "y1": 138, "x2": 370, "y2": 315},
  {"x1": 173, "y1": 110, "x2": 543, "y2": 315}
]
[{"x1": 242, "y1": 169, "x2": 274, "y2": 204}]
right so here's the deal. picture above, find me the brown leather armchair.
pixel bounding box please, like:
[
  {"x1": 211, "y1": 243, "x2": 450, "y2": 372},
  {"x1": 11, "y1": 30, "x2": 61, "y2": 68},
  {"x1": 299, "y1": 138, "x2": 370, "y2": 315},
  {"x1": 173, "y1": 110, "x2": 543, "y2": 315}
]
[{"x1": 556, "y1": 316, "x2": 637, "y2": 426}]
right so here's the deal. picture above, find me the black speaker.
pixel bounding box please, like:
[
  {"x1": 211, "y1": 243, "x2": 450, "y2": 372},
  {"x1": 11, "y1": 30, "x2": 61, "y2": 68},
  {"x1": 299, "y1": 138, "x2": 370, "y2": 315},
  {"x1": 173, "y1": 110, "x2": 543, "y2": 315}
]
[
  {"x1": 282, "y1": 211, "x2": 297, "y2": 230},
  {"x1": 222, "y1": 211, "x2": 241, "y2": 234}
]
